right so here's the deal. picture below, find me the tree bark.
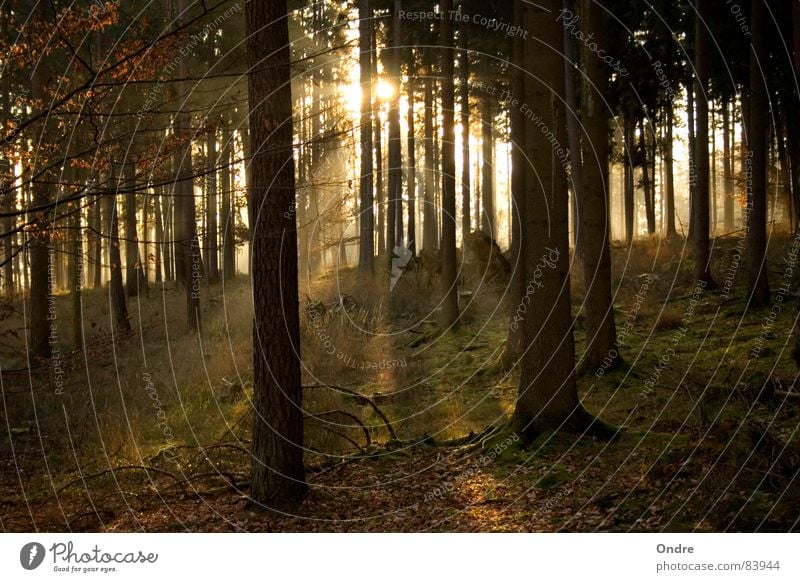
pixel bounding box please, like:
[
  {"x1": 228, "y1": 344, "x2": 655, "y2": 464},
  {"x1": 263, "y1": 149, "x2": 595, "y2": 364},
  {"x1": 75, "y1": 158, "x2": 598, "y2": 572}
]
[
  {"x1": 693, "y1": 0, "x2": 715, "y2": 286},
  {"x1": 722, "y1": 100, "x2": 735, "y2": 232},
  {"x1": 513, "y1": 0, "x2": 585, "y2": 436},
  {"x1": 206, "y1": 127, "x2": 219, "y2": 283},
  {"x1": 245, "y1": 0, "x2": 307, "y2": 509},
  {"x1": 640, "y1": 119, "x2": 656, "y2": 235},
  {"x1": 505, "y1": 0, "x2": 527, "y2": 367},
  {"x1": 480, "y1": 55, "x2": 494, "y2": 237},
  {"x1": 358, "y1": 0, "x2": 375, "y2": 273},
  {"x1": 460, "y1": 18, "x2": 471, "y2": 238},
  {"x1": 623, "y1": 115, "x2": 635, "y2": 242},
  {"x1": 422, "y1": 55, "x2": 437, "y2": 251},
  {"x1": 577, "y1": 0, "x2": 620, "y2": 369},
  {"x1": 124, "y1": 162, "x2": 145, "y2": 297},
  {"x1": 439, "y1": 0, "x2": 460, "y2": 327},
  {"x1": 107, "y1": 183, "x2": 130, "y2": 333},
  {"x1": 747, "y1": 0, "x2": 769, "y2": 305},
  {"x1": 665, "y1": 104, "x2": 677, "y2": 236},
  {"x1": 386, "y1": 0, "x2": 403, "y2": 255},
  {"x1": 406, "y1": 73, "x2": 417, "y2": 256},
  {"x1": 28, "y1": 1, "x2": 52, "y2": 358},
  {"x1": 221, "y1": 129, "x2": 236, "y2": 279}
]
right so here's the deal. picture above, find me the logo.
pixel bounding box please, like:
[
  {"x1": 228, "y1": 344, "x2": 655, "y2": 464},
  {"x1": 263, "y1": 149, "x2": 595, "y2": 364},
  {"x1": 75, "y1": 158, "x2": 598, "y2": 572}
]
[
  {"x1": 20, "y1": 542, "x2": 46, "y2": 570},
  {"x1": 390, "y1": 242, "x2": 414, "y2": 291}
]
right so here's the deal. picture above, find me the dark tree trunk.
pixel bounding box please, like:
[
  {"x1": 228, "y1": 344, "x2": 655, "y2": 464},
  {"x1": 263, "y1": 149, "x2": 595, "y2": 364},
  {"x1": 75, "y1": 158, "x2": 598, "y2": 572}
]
[
  {"x1": 245, "y1": 0, "x2": 307, "y2": 509},
  {"x1": 90, "y1": 195, "x2": 102, "y2": 288},
  {"x1": 577, "y1": 0, "x2": 620, "y2": 369},
  {"x1": 406, "y1": 74, "x2": 417, "y2": 256},
  {"x1": 505, "y1": 0, "x2": 527, "y2": 367},
  {"x1": 386, "y1": 0, "x2": 403, "y2": 254},
  {"x1": 375, "y1": 106, "x2": 386, "y2": 256},
  {"x1": 687, "y1": 79, "x2": 696, "y2": 240},
  {"x1": 439, "y1": 0, "x2": 460, "y2": 327},
  {"x1": 460, "y1": 19, "x2": 471, "y2": 238},
  {"x1": 747, "y1": 0, "x2": 769, "y2": 305},
  {"x1": 513, "y1": 0, "x2": 586, "y2": 436},
  {"x1": 221, "y1": 130, "x2": 236, "y2": 279},
  {"x1": 423, "y1": 58, "x2": 437, "y2": 251},
  {"x1": 1, "y1": 58, "x2": 13, "y2": 296},
  {"x1": 69, "y1": 167, "x2": 83, "y2": 350},
  {"x1": 640, "y1": 119, "x2": 656, "y2": 235},
  {"x1": 693, "y1": 0, "x2": 715, "y2": 286},
  {"x1": 665, "y1": 104, "x2": 677, "y2": 236},
  {"x1": 563, "y1": 0, "x2": 583, "y2": 249},
  {"x1": 28, "y1": 1, "x2": 51, "y2": 359},
  {"x1": 154, "y1": 187, "x2": 164, "y2": 283},
  {"x1": 623, "y1": 115, "x2": 635, "y2": 242},
  {"x1": 124, "y1": 162, "x2": 145, "y2": 297},
  {"x1": 358, "y1": 0, "x2": 375, "y2": 273},
  {"x1": 177, "y1": 0, "x2": 200, "y2": 332},
  {"x1": 206, "y1": 127, "x2": 219, "y2": 283},
  {"x1": 481, "y1": 55, "x2": 494, "y2": 237},
  {"x1": 722, "y1": 100, "x2": 735, "y2": 232},
  {"x1": 107, "y1": 186, "x2": 131, "y2": 333}
]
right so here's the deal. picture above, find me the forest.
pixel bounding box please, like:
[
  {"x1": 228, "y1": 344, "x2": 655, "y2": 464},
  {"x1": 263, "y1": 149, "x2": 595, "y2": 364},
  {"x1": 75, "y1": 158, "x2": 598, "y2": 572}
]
[{"x1": 0, "y1": 0, "x2": 799, "y2": 533}]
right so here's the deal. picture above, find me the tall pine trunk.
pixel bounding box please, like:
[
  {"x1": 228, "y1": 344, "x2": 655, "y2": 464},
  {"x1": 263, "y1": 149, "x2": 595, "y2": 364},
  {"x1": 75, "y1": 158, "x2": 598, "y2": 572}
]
[
  {"x1": 439, "y1": 0, "x2": 459, "y2": 327},
  {"x1": 480, "y1": 55, "x2": 494, "y2": 237},
  {"x1": 693, "y1": 0, "x2": 715, "y2": 286},
  {"x1": 422, "y1": 60, "x2": 437, "y2": 251},
  {"x1": 722, "y1": 100, "x2": 735, "y2": 232},
  {"x1": 358, "y1": 0, "x2": 375, "y2": 273},
  {"x1": 747, "y1": 0, "x2": 769, "y2": 305},
  {"x1": 206, "y1": 128, "x2": 219, "y2": 283},
  {"x1": 665, "y1": 104, "x2": 677, "y2": 236},
  {"x1": 460, "y1": 19, "x2": 471, "y2": 237},
  {"x1": 246, "y1": 0, "x2": 307, "y2": 509},
  {"x1": 577, "y1": 0, "x2": 620, "y2": 369}
]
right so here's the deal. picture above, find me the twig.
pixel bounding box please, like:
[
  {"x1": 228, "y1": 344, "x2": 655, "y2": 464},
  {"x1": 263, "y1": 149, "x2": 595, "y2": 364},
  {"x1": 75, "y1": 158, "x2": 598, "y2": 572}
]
[
  {"x1": 305, "y1": 409, "x2": 372, "y2": 447},
  {"x1": 57, "y1": 465, "x2": 179, "y2": 495},
  {"x1": 304, "y1": 383, "x2": 399, "y2": 441}
]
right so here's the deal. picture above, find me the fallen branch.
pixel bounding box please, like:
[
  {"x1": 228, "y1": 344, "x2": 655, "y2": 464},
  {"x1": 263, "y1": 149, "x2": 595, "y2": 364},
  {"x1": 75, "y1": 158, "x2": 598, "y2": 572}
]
[
  {"x1": 304, "y1": 383, "x2": 399, "y2": 441},
  {"x1": 57, "y1": 465, "x2": 179, "y2": 495},
  {"x1": 306, "y1": 409, "x2": 372, "y2": 447}
]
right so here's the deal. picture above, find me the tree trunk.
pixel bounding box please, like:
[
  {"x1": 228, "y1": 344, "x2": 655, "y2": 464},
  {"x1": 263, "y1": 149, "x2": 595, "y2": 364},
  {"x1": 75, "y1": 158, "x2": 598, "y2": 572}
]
[
  {"x1": 563, "y1": 0, "x2": 583, "y2": 249},
  {"x1": 422, "y1": 58, "x2": 437, "y2": 251},
  {"x1": 221, "y1": 129, "x2": 236, "y2": 279},
  {"x1": 107, "y1": 185, "x2": 131, "y2": 333},
  {"x1": 386, "y1": 0, "x2": 403, "y2": 255},
  {"x1": 665, "y1": 104, "x2": 677, "y2": 236},
  {"x1": 640, "y1": 118, "x2": 656, "y2": 235},
  {"x1": 687, "y1": 79, "x2": 696, "y2": 240},
  {"x1": 245, "y1": 0, "x2": 307, "y2": 509},
  {"x1": 577, "y1": 0, "x2": 620, "y2": 369},
  {"x1": 407, "y1": 74, "x2": 417, "y2": 256},
  {"x1": 439, "y1": 0, "x2": 460, "y2": 327},
  {"x1": 693, "y1": 0, "x2": 715, "y2": 286},
  {"x1": 513, "y1": 0, "x2": 586, "y2": 436},
  {"x1": 206, "y1": 127, "x2": 219, "y2": 283},
  {"x1": 481, "y1": 55, "x2": 494, "y2": 237},
  {"x1": 124, "y1": 162, "x2": 145, "y2": 297},
  {"x1": 623, "y1": 115, "x2": 635, "y2": 242},
  {"x1": 460, "y1": 20, "x2": 471, "y2": 238},
  {"x1": 154, "y1": 187, "x2": 164, "y2": 283},
  {"x1": 505, "y1": 0, "x2": 527, "y2": 367},
  {"x1": 69, "y1": 167, "x2": 83, "y2": 350},
  {"x1": 358, "y1": 0, "x2": 375, "y2": 273},
  {"x1": 747, "y1": 0, "x2": 769, "y2": 305},
  {"x1": 28, "y1": 1, "x2": 52, "y2": 359},
  {"x1": 722, "y1": 100, "x2": 735, "y2": 232},
  {"x1": 1, "y1": 56, "x2": 13, "y2": 296}
]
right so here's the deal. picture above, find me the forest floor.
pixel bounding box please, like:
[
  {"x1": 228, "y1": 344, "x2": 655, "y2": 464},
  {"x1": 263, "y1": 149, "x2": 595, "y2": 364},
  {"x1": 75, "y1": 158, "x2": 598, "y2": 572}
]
[{"x1": 1, "y1": 235, "x2": 800, "y2": 532}]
